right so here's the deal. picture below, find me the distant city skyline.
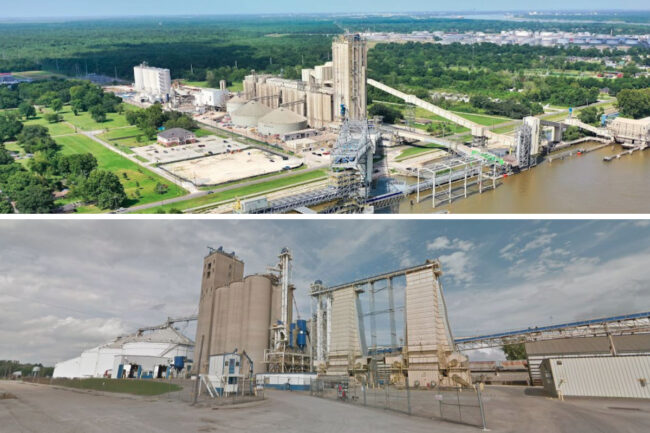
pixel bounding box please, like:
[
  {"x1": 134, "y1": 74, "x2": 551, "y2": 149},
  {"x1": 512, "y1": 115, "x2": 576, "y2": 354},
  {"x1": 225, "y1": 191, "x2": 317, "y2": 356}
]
[{"x1": 0, "y1": 1, "x2": 648, "y2": 19}]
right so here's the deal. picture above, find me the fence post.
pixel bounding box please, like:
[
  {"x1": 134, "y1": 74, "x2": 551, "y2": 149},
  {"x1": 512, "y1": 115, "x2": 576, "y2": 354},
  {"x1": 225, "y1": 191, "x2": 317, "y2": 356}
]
[
  {"x1": 477, "y1": 386, "x2": 489, "y2": 431},
  {"x1": 457, "y1": 388, "x2": 462, "y2": 424},
  {"x1": 192, "y1": 335, "x2": 205, "y2": 405},
  {"x1": 363, "y1": 384, "x2": 367, "y2": 406},
  {"x1": 385, "y1": 381, "x2": 389, "y2": 409},
  {"x1": 406, "y1": 378, "x2": 412, "y2": 415}
]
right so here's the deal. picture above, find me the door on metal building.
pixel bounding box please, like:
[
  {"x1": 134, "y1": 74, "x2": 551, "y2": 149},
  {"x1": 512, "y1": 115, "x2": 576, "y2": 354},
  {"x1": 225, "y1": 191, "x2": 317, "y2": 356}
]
[{"x1": 228, "y1": 359, "x2": 235, "y2": 374}]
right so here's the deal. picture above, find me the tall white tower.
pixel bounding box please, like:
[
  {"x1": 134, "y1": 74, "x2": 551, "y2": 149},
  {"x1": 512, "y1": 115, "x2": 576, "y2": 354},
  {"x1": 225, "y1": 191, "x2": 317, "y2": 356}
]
[{"x1": 332, "y1": 34, "x2": 367, "y2": 121}]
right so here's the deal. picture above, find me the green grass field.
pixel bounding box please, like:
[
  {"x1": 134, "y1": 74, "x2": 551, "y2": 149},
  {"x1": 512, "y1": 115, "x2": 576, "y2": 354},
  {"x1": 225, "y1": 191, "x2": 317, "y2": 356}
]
[
  {"x1": 51, "y1": 378, "x2": 181, "y2": 395},
  {"x1": 453, "y1": 112, "x2": 511, "y2": 127},
  {"x1": 180, "y1": 80, "x2": 211, "y2": 88},
  {"x1": 98, "y1": 126, "x2": 156, "y2": 148},
  {"x1": 55, "y1": 134, "x2": 187, "y2": 212},
  {"x1": 396, "y1": 144, "x2": 445, "y2": 161},
  {"x1": 23, "y1": 114, "x2": 75, "y2": 136},
  {"x1": 60, "y1": 107, "x2": 131, "y2": 131},
  {"x1": 139, "y1": 169, "x2": 327, "y2": 213}
]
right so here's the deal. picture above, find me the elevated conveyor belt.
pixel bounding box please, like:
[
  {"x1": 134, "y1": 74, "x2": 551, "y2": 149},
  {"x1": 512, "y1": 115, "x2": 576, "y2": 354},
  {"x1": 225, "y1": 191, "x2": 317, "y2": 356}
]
[
  {"x1": 454, "y1": 311, "x2": 650, "y2": 350},
  {"x1": 368, "y1": 78, "x2": 515, "y2": 147}
]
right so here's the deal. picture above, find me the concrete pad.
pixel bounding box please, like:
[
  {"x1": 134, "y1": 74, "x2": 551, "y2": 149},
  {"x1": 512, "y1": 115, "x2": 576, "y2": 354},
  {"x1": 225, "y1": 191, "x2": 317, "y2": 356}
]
[{"x1": 164, "y1": 149, "x2": 302, "y2": 186}]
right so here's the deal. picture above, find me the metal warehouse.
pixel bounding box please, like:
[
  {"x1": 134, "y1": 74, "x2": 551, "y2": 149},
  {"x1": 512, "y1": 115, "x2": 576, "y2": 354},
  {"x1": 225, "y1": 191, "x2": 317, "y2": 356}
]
[{"x1": 53, "y1": 326, "x2": 194, "y2": 379}]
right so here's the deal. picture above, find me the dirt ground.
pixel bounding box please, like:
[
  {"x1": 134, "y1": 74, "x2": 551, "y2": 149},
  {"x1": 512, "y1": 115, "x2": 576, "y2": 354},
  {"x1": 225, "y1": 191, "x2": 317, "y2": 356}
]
[
  {"x1": 1, "y1": 381, "x2": 649, "y2": 433},
  {"x1": 164, "y1": 148, "x2": 302, "y2": 186}
]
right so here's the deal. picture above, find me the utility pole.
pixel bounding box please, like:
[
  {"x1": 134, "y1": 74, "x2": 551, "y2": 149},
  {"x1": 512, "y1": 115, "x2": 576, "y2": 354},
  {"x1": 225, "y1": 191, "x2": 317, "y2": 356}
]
[{"x1": 192, "y1": 335, "x2": 205, "y2": 405}]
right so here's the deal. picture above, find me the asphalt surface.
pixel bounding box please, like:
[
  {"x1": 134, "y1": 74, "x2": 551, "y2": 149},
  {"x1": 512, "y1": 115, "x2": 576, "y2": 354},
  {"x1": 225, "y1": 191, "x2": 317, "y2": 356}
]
[
  {"x1": 0, "y1": 381, "x2": 471, "y2": 433},
  {"x1": 3, "y1": 381, "x2": 650, "y2": 433}
]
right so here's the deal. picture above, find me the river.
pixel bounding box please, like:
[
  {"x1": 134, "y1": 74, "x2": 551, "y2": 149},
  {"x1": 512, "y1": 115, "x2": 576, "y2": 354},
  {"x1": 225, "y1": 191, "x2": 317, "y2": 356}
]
[{"x1": 386, "y1": 142, "x2": 650, "y2": 214}]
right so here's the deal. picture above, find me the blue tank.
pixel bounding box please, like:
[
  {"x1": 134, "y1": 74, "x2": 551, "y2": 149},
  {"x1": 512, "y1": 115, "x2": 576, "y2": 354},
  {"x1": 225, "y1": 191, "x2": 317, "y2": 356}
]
[
  {"x1": 289, "y1": 323, "x2": 296, "y2": 348},
  {"x1": 297, "y1": 319, "x2": 307, "y2": 349},
  {"x1": 173, "y1": 356, "x2": 185, "y2": 370}
]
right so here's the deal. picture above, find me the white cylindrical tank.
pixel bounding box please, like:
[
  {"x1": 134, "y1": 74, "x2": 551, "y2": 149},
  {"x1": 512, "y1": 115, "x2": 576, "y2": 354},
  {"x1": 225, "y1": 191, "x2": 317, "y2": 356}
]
[
  {"x1": 226, "y1": 95, "x2": 249, "y2": 115},
  {"x1": 230, "y1": 100, "x2": 272, "y2": 128},
  {"x1": 258, "y1": 107, "x2": 308, "y2": 135}
]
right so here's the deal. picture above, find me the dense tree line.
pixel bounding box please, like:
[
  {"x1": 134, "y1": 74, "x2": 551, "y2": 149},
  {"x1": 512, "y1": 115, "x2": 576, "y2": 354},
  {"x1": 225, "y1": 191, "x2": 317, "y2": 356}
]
[
  {"x1": 368, "y1": 42, "x2": 650, "y2": 112},
  {"x1": 0, "y1": 123, "x2": 125, "y2": 213},
  {"x1": 616, "y1": 88, "x2": 650, "y2": 119},
  {"x1": 0, "y1": 360, "x2": 54, "y2": 378},
  {"x1": 0, "y1": 18, "x2": 335, "y2": 83},
  {"x1": 125, "y1": 104, "x2": 197, "y2": 139}
]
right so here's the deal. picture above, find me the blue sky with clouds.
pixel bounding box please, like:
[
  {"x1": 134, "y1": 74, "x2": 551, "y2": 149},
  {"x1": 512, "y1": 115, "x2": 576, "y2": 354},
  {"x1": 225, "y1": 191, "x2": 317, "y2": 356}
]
[
  {"x1": 0, "y1": 219, "x2": 648, "y2": 364},
  {"x1": 1, "y1": 1, "x2": 648, "y2": 18}
]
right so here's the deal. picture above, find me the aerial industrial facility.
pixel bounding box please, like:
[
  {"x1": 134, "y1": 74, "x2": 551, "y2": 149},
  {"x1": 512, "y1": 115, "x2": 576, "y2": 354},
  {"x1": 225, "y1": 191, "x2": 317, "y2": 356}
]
[{"x1": 112, "y1": 32, "x2": 650, "y2": 215}]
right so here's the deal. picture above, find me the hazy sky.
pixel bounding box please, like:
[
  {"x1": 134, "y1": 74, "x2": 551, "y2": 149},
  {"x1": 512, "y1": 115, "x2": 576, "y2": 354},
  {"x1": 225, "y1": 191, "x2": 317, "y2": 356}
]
[
  {"x1": 0, "y1": 1, "x2": 648, "y2": 18},
  {"x1": 1, "y1": 219, "x2": 648, "y2": 365}
]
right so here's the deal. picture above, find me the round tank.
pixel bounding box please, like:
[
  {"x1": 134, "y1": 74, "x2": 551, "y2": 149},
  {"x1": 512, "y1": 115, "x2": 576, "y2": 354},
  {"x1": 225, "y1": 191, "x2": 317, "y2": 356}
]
[
  {"x1": 243, "y1": 275, "x2": 273, "y2": 374},
  {"x1": 258, "y1": 107, "x2": 308, "y2": 135},
  {"x1": 226, "y1": 95, "x2": 248, "y2": 114},
  {"x1": 230, "y1": 100, "x2": 272, "y2": 128},
  {"x1": 296, "y1": 319, "x2": 307, "y2": 349}
]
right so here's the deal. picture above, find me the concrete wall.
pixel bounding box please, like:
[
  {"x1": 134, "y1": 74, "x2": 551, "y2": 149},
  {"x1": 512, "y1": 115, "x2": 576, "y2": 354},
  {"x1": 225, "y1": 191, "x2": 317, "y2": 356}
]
[
  {"x1": 327, "y1": 286, "x2": 361, "y2": 373},
  {"x1": 405, "y1": 267, "x2": 451, "y2": 387},
  {"x1": 332, "y1": 35, "x2": 367, "y2": 121}
]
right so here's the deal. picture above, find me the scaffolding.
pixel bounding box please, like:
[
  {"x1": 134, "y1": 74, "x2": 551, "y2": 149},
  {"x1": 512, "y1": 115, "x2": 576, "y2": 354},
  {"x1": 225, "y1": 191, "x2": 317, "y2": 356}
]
[
  {"x1": 330, "y1": 119, "x2": 377, "y2": 200},
  {"x1": 515, "y1": 122, "x2": 532, "y2": 168},
  {"x1": 415, "y1": 156, "x2": 499, "y2": 208},
  {"x1": 263, "y1": 349, "x2": 311, "y2": 373}
]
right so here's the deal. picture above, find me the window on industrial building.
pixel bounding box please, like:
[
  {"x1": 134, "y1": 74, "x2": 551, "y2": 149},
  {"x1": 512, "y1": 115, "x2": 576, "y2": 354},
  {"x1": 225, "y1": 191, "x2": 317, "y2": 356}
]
[{"x1": 206, "y1": 271, "x2": 211, "y2": 279}]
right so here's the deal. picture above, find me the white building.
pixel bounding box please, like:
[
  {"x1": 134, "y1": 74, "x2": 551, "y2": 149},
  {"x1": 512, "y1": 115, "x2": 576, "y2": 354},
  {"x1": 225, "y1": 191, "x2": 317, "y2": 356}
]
[
  {"x1": 53, "y1": 326, "x2": 194, "y2": 379},
  {"x1": 194, "y1": 88, "x2": 228, "y2": 109},
  {"x1": 133, "y1": 63, "x2": 172, "y2": 101}
]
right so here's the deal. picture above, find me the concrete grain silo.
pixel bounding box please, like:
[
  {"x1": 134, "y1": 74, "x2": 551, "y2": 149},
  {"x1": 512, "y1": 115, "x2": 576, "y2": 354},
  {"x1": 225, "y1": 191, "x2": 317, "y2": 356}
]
[{"x1": 195, "y1": 247, "x2": 301, "y2": 375}]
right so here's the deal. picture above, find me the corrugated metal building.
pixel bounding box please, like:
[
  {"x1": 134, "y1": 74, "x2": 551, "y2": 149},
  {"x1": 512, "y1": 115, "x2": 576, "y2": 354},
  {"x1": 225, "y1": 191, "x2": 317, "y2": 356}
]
[
  {"x1": 540, "y1": 356, "x2": 650, "y2": 399},
  {"x1": 53, "y1": 326, "x2": 194, "y2": 378},
  {"x1": 526, "y1": 334, "x2": 650, "y2": 384}
]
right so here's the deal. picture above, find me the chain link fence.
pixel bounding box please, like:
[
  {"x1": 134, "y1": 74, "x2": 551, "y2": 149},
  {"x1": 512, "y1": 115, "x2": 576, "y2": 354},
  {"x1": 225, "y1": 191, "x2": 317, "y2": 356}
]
[{"x1": 310, "y1": 377, "x2": 487, "y2": 429}]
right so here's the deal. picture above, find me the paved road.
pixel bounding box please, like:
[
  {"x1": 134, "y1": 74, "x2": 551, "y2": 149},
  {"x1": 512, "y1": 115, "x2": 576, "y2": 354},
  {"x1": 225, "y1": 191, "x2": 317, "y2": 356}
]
[
  {"x1": 0, "y1": 381, "x2": 471, "y2": 433},
  {"x1": 481, "y1": 385, "x2": 650, "y2": 433}
]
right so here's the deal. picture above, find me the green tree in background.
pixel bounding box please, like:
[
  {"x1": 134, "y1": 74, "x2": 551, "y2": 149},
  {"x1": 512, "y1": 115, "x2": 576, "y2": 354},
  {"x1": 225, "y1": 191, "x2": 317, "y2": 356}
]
[
  {"x1": 18, "y1": 102, "x2": 36, "y2": 120},
  {"x1": 79, "y1": 170, "x2": 126, "y2": 210},
  {"x1": 502, "y1": 343, "x2": 527, "y2": 360}
]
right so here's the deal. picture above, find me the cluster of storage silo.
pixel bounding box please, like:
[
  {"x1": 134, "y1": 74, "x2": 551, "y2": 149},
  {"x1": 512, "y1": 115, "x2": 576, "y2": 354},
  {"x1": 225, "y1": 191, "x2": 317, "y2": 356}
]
[{"x1": 229, "y1": 100, "x2": 272, "y2": 128}]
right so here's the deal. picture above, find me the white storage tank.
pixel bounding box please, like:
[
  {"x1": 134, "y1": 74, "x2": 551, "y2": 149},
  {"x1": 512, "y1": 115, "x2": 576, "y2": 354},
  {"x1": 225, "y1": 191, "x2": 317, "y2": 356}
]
[
  {"x1": 226, "y1": 95, "x2": 249, "y2": 115},
  {"x1": 230, "y1": 100, "x2": 272, "y2": 128},
  {"x1": 258, "y1": 107, "x2": 309, "y2": 136},
  {"x1": 540, "y1": 356, "x2": 650, "y2": 399}
]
